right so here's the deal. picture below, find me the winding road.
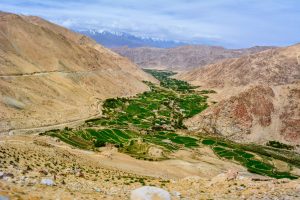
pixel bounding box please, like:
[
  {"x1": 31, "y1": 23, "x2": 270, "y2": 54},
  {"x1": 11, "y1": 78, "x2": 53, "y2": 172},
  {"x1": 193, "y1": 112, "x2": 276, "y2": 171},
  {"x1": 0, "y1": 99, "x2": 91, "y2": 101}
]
[
  {"x1": 0, "y1": 69, "x2": 108, "y2": 78},
  {"x1": 0, "y1": 113, "x2": 102, "y2": 135}
]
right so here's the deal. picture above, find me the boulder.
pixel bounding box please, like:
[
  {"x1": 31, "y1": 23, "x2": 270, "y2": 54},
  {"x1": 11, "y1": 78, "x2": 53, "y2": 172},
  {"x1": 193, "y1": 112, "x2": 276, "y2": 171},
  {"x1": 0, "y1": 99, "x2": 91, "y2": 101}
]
[
  {"x1": 171, "y1": 191, "x2": 181, "y2": 198},
  {"x1": 0, "y1": 172, "x2": 14, "y2": 180},
  {"x1": 41, "y1": 178, "x2": 55, "y2": 186},
  {"x1": 0, "y1": 195, "x2": 9, "y2": 200},
  {"x1": 130, "y1": 186, "x2": 171, "y2": 200}
]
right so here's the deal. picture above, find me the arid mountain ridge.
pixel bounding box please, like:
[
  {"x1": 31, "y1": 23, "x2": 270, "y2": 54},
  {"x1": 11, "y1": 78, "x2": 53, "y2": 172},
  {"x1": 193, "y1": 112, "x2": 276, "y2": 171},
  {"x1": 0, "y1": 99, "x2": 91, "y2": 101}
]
[
  {"x1": 177, "y1": 44, "x2": 300, "y2": 145},
  {"x1": 0, "y1": 11, "x2": 157, "y2": 134},
  {"x1": 178, "y1": 44, "x2": 300, "y2": 87},
  {"x1": 113, "y1": 45, "x2": 273, "y2": 71}
]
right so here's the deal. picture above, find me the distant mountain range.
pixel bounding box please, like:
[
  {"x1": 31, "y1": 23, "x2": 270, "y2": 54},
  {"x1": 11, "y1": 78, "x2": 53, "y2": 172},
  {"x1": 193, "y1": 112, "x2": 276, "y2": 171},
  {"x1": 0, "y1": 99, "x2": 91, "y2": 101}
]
[
  {"x1": 77, "y1": 29, "x2": 188, "y2": 48},
  {"x1": 113, "y1": 45, "x2": 274, "y2": 71}
]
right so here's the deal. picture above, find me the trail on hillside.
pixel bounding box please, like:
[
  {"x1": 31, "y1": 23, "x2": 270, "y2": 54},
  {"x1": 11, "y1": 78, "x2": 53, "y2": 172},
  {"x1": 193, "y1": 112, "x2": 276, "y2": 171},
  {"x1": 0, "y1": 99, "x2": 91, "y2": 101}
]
[
  {"x1": 0, "y1": 69, "x2": 109, "y2": 78},
  {"x1": 0, "y1": 113, "x2": 102, "y2": 135}
]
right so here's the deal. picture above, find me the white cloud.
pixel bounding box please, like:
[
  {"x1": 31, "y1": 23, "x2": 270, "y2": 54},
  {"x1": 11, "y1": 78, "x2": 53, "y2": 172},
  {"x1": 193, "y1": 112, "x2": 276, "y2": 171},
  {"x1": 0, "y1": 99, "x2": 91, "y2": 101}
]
[{"x1": 1, "y1": 0, "x2": 299, "y2": 47}]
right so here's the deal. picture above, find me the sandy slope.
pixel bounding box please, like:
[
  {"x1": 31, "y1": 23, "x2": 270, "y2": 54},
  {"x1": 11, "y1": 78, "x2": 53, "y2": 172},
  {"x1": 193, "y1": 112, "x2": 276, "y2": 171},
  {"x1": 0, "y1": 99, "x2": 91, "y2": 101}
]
[
  {"x1": 0, "y1": 11, "x2": 157, "y2": 133},
  {"x1": 1, "y1": 134, "x2": 299, "y2": 199}
]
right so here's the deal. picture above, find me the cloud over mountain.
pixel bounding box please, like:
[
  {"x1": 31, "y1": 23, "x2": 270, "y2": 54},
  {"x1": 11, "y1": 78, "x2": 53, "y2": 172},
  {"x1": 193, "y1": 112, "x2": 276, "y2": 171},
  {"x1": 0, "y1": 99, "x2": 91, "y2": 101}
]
[{"x1": 1, "y1": 0, "x2": 299, "y2": 48}]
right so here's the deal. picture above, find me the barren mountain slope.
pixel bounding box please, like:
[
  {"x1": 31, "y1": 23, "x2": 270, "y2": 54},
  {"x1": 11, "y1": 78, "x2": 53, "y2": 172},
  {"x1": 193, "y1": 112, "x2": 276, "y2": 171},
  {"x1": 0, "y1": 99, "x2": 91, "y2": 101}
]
[
  {"x1": 0, "y1": 12, "x2": 157, "y2": 134},
  {"x1": 177, "y1": 44, "x2": 300, "y2": 87},
  {"x1": 185, "y1": 84, "x2": 300, "y2": 144},
  {"x1": 112, "y1": 45, "x2": 273, "y2": 71},
  {"x1": 178, "y1": 44, "x2": 300, "y2": 144}
]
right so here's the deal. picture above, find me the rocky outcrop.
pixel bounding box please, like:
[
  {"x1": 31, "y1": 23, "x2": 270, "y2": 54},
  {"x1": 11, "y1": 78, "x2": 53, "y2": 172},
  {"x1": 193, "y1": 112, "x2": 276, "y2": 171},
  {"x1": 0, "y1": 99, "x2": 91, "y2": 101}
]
[
  {"x1": 185, "y1": 85, "x2": 276, "y2": 142},
  {"x1": 185, "y1": 83, "x2": 300, "y2": 144},
  {"x1": 279, "y1": 87, "x2": 300, "y2": 143},
  {"x1": 179, "y1": 43, "x2": 300, "y2": 144}
]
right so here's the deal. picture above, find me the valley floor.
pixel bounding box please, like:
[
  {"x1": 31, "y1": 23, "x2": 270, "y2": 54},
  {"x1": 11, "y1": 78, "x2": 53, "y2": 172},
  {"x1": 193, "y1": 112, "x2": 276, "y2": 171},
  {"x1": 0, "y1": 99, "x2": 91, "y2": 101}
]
[{"x1": 1, "y1": 70, "x2": 299, "y2": 199}]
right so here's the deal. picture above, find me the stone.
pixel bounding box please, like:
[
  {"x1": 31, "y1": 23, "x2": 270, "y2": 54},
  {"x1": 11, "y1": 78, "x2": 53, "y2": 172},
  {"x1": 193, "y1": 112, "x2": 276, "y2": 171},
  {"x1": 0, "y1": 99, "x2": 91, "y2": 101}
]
[
  {"x1": 41, "y1": 178, "x2": 55, "y2": 186},
  {"x1": 76, "y1": 171, "x2": 84, "y2": 178},
  {"x1": 130, "y1": 186, "x2": 171, "y2": 200},
  {"x1": 226, "y1": 169, "x2": 239, "y2": 181},
  {"x1": 0, "y1": 195, "x2": 9, "y2": 200},
  {"x1": 171, "y1": 191, "x2": 181, "y2": 198},
  {"x1": 0, "y1": 173, "x2": 14, "y2": 181}
]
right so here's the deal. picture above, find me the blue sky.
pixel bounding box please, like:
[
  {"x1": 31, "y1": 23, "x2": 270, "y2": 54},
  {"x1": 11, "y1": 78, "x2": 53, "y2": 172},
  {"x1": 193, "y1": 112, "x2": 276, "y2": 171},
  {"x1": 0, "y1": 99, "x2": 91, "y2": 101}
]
[{"x1": 1, "y1": 0, "x2": 299, "y2": 48}]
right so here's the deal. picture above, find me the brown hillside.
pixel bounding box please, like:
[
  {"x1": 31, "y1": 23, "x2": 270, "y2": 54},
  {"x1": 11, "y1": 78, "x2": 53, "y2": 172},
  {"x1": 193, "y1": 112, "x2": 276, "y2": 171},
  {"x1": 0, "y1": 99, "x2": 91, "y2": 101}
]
[
  {"x1": 113, "y1": 45, "x2": 273, "y2": 71},
  {"x1": 179, "y1": 44, "x2": 300, "y2": 144},
  {"x1": 177, "y1": 44, "x2": 300, "y2": 87},
  {"x1": 0, "y1": 11, "x2": 157, "y2": 134},
  {"x1": 185, "y1": 84, "x2": 300, "y2": 144}
]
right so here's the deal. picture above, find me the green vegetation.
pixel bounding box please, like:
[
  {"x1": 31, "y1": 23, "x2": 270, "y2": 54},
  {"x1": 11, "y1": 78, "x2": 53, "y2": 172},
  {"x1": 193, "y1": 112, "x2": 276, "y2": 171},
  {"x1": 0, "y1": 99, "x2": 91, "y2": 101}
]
[
  {"x1": 44, "y1": 70, "x2": 207, "y2": 160},
  {"x1": 202, "y1": 138, "x2": 298, "y2": 179},
  {"x1": 86, "y1": 77, "x2": 208, "y2": 130},
  {"x1": 43, "y1": 69, "x2": 299, "y2": 179},
  {"x1": 144, "y1": 69, "x2": 198, "y2": 92},
  {"x1": 266, "y1": 140, "x2": 294, "y2": 150},
  {"x1": 44, "y1": 128, "x2": 199, "y2": 160},
  {"x1": 199, "y1": 89, "x2": 217, "y2": 94}
]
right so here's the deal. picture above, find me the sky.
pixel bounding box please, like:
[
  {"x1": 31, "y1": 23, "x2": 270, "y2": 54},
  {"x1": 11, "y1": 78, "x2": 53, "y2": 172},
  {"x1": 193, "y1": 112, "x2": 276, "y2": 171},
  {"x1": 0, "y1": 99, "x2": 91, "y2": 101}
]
[{"x1": 0, "y1": 0, "x2": 299, "y2": 48}]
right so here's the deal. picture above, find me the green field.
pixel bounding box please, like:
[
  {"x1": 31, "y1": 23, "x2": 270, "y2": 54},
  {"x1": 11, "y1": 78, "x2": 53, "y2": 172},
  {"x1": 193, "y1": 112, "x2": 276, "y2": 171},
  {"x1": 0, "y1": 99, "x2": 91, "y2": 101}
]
[
  {"x1": 202, "y1": 138, "x2": 299, "y2": 179},
  {"x1": 44, "y1": 128, "x2": 199, "y2": 160},
  {"x1": 85, "y1": 79, "x2": 208, "y2": 130},
  {"x1": 42, "y1": 69, "x2": 299, "y2": 179},
  {"x1": 43, "y1": 70, "x2": 206, "y2": 160}
]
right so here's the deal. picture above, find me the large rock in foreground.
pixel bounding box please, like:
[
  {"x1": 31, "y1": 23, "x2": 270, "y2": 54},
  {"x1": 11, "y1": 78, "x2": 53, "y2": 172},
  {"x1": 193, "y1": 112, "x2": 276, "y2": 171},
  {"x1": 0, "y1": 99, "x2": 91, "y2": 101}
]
[{"x1": 130, "y1": 186, "x2": 171, "y2": 200}]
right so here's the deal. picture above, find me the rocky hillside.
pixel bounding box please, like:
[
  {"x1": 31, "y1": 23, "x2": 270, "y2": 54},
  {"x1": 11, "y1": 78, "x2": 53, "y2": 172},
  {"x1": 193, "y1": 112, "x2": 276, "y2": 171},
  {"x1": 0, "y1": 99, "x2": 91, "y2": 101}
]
[
  {"x1": 185, "y1": 84, "x2": 300, "y2": 145},
  {"x1": 113, "y1": 45, "x2": 273, "y2": 71},
  {"x1": 0, "y1": 11, "x2": 157, "y2": 134},
  {"x1": 177, "y1": 44, "x2": 300, "y2": 87},
  {"x1": 177, "y1": 44, "x2": 300, "y2": 145}
]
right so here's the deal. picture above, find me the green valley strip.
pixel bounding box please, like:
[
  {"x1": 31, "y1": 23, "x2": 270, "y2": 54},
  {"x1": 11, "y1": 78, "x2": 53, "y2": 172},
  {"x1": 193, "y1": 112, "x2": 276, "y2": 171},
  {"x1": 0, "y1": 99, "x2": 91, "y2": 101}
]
[{"x1": 42, "y1": 69, "x2": 299, "y2": 179}]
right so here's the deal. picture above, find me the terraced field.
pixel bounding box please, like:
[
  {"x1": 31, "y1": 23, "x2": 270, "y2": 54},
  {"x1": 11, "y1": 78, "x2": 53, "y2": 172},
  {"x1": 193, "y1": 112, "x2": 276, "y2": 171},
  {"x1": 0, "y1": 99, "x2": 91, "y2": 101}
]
[
  {"x1": 43, "y1": 70, "x2": 206, "y2": 160},
  {"x1": 43, "y1": 69, "x2": 299, "y2": 179},
  {"x1": 202, "y1": 139, "x2": 299, "y2": 179},
  {"x1": 86, "y1": 82, "x2": 207, "y2": 130}
]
